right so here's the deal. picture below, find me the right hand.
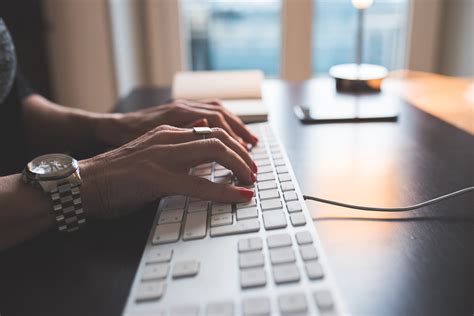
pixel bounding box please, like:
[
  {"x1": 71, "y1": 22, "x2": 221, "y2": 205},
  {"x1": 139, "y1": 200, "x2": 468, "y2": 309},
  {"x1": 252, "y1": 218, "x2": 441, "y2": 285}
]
[{"x1": 79, "y1": 125, "x2": 257, "y2": 219}]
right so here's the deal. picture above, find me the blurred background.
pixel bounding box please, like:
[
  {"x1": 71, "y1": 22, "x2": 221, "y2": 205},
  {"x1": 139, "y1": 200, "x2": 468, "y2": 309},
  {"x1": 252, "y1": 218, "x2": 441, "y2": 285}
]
[{"x1": 0, "y1": 0, "x2": 472, "y2": 112}]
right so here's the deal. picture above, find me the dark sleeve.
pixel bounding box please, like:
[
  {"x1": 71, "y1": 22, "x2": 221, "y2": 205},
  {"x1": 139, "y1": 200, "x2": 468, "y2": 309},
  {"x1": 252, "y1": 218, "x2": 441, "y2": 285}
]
[
  {"x1": 14, "y1": 67, "x2": 35, "y2": 100},
  {"x1": 0, "y1": 69, "x2": 32, "y2": 176}
]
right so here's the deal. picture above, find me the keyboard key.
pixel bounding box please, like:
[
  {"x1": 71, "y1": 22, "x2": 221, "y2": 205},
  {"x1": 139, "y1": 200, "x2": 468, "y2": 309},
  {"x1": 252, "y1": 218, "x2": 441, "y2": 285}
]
[
  {"x1": 242, "y1": 297, "x2": 271, "y2": 315},
  {"x1": 257, "y1": 173, "x2": 275, "y2": 182},
  {"x1": 152, "y1": 223, "x2": 181, "y2": 245},
  {"x1": 286, "y1": 201, "x2": 303, "y2": 213},
  {"x1": 263, "y1": 210, "x2": 287, "y2": 230},
  {"x1": 211, "y1": 213, "x2": 233, "y2": 227},
  {"x1": 280, "y1": 182, "x2": 295, "y2": 192},
  {"x1": 299, "y1": 245, "x2": 318, "y2": 261},
  {"x1": 207, "y1": 302, "x2": 234, "y2": 316},
  {"x1": 258, "y1": 165, "x2": 273, "y2": 174},
  {"x1": 135, "y1": 281, "x2": 166, "y2": 302},
  {"x1": 212, "y1": 203, "x2": 233, "y2": 215},
  {"x1": 171, "y1": 305, "x2": 199, "y2": 316},
  {"x1": 214, "y1": 163, "x2": 226, "y2": 171},
  {"x1": 237, "y1": 207, "x2": 258, "y2": 220},
  {"x1": 210, "y1": 218, "x2": 260, "y2": 237},
  {"x1": 236, "y1": 199, "x2": 257, "y2": 210},
  {"x1": 276, "y1": 166, "x2": 288, "y2": 174},
  {"x1": 142, "y1": 263, "x2": 169, "y2": 280},
  {"x1": 172, "y1": 260, "x2": 200, "y2": 278},
  {"x1": 267, "y1": 233, "x2": 292, "y2": 248},
  {"x1": 260, "y1": 198, "x2": 282, "y2": 211},
  {"x1": 283, "y1": 191, "x2": 298, "y2": 202},
  {"x1": 258, "y1": 181, "x2": 277, "y2": 191},
  {"x1": 252, "y1": 153, "x2": 269, "y2": 160},
  {"x1": 259, "y1": 189, "x2": 280, "y2": 200},
  {"x1": 214, "y1": 176, "x2": 232, "y2": 184},
  {"x1": 305, "y1": 261, "x2": 324, "y2": 280},
  {"x1": 273, "y1": 158, "x2": 285, "y2": 166},
  {"x1": 269, "y1": 247, "x2": 296, "y2": 264},
  {"x1": 194, "y1": 168, "x2": 211, "y2": 176},
  {"x1": 188, "y1": 200, "x2": 209, "y2": 213},
  {"x1": 238, "y1": 237, "x2": 263, "y2": 252},
  {"x1": 194, "y1": 163, "x2": 212, "y2": 170},
  {"x1": 290, "y1": 213, "x2": 307, "y2": 226},
  {"x1": 278, "y1": 293, "x2": 308, "y2": 315},
  {"x1": 295, "y1": 231, "x2": 313, "y2": 245},
  {"x1": 239, "y1": 251, "x2": 265, "y2": 268},
  {"x1": 313, "y1": 290, "x2": 334, "y2": 311},
  {"x1": 240, "y1": 268, "x2": 267, "y2": 289},
  {"x1": 255, "y1": 159, "x2": 271, "y2": 167},
  {"x1": 273, "y1": 153, "x2": 283, "y2": 160},
  {"x1": 182, "y1": 212, "x2": 207, "y2": 240},
  {"x1": 146, "y1": 249, "x2": 173, "y2": 264},
  {"x1": 158, "y1": 209, "x2": 184, "y2": 224},
  {"x1": 278, "y1": 174, "x2": 291, "y2": 182},
  {"x1": 161, "y1": 195, "x2": 186, "y2": 211},
  {"x1": 214, "y1": 169, "x2": 232, "y2": 178},
  {"x1": 273, "y1": 263, "x2": 300, "y2": 284}
]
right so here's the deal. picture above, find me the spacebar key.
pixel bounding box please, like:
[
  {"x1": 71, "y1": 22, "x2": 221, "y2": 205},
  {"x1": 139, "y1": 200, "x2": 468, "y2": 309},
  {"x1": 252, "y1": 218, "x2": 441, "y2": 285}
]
[{"x1": 210, "y1": 219, "x2": 260, "y2": 237}]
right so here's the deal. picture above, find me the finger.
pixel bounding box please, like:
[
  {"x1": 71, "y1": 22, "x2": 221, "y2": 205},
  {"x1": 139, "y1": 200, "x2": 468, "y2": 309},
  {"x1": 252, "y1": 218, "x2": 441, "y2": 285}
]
[
  {"x1": 191, "y1": 101, "x2": 259, "y2": 145},
  {"x1": 172, "y1": 104, "x2": 248, "y2": 148},
  {"x1": 183, "y1": 118, "x2": 209, "y2": 128},
  {"x1": 151, "y1": 128, "x2": 257, "y2": 172},
  {"x1": 176, "y1": 175, "x2": 254, "y2": 203},
  {"x1": 172, "y1": 139, "x2": 256, "y2": 185}
]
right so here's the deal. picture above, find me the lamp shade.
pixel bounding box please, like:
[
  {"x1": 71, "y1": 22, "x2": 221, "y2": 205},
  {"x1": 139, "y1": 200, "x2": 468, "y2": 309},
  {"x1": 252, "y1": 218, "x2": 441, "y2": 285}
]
[{"x1": 351, "y1": 0, "x2": 373, "y2": 9}]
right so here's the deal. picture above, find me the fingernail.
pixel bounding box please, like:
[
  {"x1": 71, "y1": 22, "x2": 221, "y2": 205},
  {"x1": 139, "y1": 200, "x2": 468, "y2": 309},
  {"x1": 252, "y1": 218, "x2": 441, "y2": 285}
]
[
  {"x1": 192, "y1": 119, "x2": 207, "y2": 127},
  {"x1": 252, "y1": 135, "x2": 259, "y2": 144},
  {"x1": 250, "y1": 172, "x2": 256, "y2": 182},
  {"x1": 238, "y1": 188, "x2": 254, "y2": 199},
  {"x1": 251, "y1": 161, "x2": 258, "y2": 173}
]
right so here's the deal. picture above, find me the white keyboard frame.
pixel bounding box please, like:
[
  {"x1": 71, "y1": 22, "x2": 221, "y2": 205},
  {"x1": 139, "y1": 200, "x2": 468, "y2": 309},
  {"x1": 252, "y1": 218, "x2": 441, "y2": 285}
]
[{"x1": 123, "y1": 123, "x2": 348, "y2": 316}]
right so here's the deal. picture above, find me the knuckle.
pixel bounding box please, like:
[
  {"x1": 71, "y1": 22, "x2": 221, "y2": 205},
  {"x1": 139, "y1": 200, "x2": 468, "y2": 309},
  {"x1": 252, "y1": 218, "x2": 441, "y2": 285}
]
[
  {"x1": 156, "y1": 124, "x2": 172, "y2": 131},
  {"x1": 212, "y1": 112, "x2": 225, "y2": 121},
  {"x1": 211, "y1": 127, "x2": 227, "y2": 138},
  {"x1": 207, "y1": 138, "x2": 225, "y2": 151}
]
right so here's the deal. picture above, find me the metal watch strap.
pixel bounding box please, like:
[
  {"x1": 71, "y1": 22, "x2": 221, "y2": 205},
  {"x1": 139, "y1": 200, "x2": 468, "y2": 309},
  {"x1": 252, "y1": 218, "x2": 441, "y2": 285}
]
[{"x1": 50, "y1": 182, "x2": 86, "y2": 232}]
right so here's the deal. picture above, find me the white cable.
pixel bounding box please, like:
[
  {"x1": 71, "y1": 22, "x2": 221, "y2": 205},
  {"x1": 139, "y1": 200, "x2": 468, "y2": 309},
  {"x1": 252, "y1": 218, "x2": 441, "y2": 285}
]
[{"x1": 303, "y1": 187, "x2": 474, "y2": 212}]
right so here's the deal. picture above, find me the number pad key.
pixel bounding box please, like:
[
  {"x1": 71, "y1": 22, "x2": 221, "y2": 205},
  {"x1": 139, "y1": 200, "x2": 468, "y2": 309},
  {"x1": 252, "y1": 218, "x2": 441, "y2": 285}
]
[{"x1": 273, "y1": 263, "x2": 300, "y2": 284}]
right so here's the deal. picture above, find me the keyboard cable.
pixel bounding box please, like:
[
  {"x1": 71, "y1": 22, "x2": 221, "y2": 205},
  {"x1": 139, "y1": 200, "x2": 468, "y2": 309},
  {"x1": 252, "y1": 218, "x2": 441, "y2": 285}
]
[{"x1": 303, "y1": 187, "x2": 474, "y2": 212}]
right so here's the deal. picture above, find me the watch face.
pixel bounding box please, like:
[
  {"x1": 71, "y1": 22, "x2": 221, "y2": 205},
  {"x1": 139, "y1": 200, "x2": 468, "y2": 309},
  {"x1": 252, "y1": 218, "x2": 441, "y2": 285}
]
[{"x1": 27, "y1": 154, "x2": 78, "y2": 180}]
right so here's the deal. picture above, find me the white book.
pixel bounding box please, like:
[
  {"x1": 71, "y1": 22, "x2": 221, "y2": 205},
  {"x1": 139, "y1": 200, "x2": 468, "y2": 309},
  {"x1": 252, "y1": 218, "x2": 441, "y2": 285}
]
[{"x1": 172, "y1": 70, "x2": 268, "y2": 123}]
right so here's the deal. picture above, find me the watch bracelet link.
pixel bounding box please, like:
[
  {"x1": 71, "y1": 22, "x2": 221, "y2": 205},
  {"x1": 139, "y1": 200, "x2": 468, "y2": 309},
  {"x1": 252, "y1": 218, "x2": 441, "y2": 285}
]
[{"x1": 50, "y1": 181, "x2": 86, "y2": 232}]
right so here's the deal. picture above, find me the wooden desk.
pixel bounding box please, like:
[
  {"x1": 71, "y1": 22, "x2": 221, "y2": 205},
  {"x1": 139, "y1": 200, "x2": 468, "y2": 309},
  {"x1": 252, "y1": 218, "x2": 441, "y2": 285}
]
[{"x1": 0, "y1": 78, "x2": 472, "y2": 316}]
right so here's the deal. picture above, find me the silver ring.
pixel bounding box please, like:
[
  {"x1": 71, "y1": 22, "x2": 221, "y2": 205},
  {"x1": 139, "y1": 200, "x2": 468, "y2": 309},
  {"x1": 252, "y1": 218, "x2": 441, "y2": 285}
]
[{"x1": 193, "y1": 127, "x2": 213, "y2": 140}]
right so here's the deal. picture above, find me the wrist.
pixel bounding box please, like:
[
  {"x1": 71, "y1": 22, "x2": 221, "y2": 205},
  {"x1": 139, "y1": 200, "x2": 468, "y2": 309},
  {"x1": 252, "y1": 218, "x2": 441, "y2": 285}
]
[
  {"x1": 92, "y1": 113, "x2": 129, "y2": 148},
  {"x1": 79, "y1": 158, "x2": 107, "y2": 220}
]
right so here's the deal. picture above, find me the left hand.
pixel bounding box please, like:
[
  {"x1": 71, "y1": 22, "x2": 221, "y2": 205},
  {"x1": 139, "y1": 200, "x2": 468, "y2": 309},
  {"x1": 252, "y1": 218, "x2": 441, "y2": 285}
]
[{"x1": 95, "y1": 99, "x2": 259, "y2": 149}]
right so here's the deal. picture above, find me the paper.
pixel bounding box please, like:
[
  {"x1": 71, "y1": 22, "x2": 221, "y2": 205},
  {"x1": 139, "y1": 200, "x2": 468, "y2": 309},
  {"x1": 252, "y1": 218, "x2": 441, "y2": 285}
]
[
  {"x1": 172, "y1": 70, "x2": 263, "y2": 100},
  {"x1": 172, "y1": 70, "x2": 267, "y2": 122}
]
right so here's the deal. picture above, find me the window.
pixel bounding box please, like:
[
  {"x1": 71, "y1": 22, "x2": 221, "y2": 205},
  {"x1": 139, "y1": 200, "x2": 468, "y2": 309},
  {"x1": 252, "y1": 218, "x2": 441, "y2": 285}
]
[
  {"x1": 313, "y1": 0, "x2": 409, "y2": 74},
  {"x1": 181, "y1": 0, "x2": 409, "y2": 77},
  {"x1": 181, "y1": 0, "x2": 281, "y2": 76}
]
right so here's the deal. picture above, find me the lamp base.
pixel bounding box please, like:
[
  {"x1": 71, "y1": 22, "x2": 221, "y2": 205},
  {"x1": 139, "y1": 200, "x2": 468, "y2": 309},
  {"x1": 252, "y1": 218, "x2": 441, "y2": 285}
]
[{"x1": 329, "y1": 63, "x2": 388, "y2": 92}]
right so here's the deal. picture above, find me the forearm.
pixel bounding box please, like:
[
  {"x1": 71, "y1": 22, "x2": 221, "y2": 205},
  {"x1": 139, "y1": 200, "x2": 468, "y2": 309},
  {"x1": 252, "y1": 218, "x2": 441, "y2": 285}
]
[
  {"x1": 0, "y1": 174, "x2": 54, "y2": 251},
  {"x1": 22, "y1": 94, "x2": 119, "y2": 154}
]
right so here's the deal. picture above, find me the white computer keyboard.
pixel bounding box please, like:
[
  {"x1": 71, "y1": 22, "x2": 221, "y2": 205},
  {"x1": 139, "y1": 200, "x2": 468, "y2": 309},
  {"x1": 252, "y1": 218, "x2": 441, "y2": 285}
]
[{"x1": 123, "y1": 123, "x2": 346, "y2": 316}]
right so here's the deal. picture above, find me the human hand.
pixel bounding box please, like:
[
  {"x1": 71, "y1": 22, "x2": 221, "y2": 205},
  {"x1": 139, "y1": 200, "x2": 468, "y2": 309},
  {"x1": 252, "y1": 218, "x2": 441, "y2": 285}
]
[
  {"x1": 80, "y1": 125, "x2": 257, "y2": 219},
  {"x1": 96, "y1": 99, "x2": 259, "y2": 150}
]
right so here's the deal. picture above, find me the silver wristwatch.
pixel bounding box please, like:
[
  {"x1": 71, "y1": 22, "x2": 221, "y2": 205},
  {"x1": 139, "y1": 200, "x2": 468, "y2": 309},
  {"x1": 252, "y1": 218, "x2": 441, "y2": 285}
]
[{"x1": 22, "y1": 153, "x2": 86, "y2": 232}]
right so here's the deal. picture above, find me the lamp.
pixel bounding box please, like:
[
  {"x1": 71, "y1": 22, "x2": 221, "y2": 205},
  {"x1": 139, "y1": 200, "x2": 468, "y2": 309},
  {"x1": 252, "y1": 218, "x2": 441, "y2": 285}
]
[{"x1": 329, "y1": 0, "x2": 388, "y2": 92}]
